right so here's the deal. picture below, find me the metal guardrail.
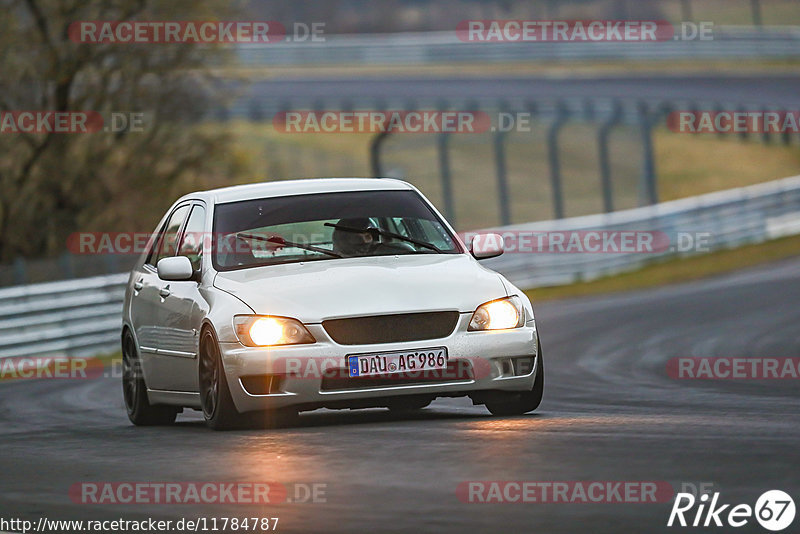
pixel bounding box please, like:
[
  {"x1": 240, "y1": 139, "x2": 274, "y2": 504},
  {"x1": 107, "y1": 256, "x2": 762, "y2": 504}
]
[
  {"x1": 2, "y1": 174, "x2": 800, "y2": 359},
  {"x1": 235, "y1": 26, "x2": 800, "y2": 65},
  {"x1": 0, "y1": 253, "x2": 137, "y2": 289},
  {"x1": 0, "y1": 273, "x2": 127, "y2": 359},
  {"x1": 482, "y1": 174, "x2": 800, "y2": 288}
]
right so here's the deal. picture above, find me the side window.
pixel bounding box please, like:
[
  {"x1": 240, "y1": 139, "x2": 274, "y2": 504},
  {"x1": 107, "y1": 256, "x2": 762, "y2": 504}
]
[
  {"x1": 149, "y1": 204, "x2": 190, "y2": 266},
  {"x1": 178, "y1": 205, "x2": 206, "y2": 271}
]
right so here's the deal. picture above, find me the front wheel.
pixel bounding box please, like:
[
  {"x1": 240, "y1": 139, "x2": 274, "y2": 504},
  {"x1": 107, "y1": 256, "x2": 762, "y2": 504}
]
[
  {"x1": 199, "y1": 328, "x2": 247, "y2": 430},
  {"x1": 122, "y1": 331, "x2": 178, "y2": 426},
  {"x1": 485, "y1": 342, "x2": 544, "y2": 416}
]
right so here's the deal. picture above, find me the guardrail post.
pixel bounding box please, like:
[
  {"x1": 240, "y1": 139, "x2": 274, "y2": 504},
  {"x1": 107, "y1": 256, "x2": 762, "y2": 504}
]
[
  {"x1": 761, "y1": 106, "x2": 772, "y2": 145},
  {"x1": 598, "y1": 101, "x2": 622, "y2": 213},
  {"x1": 59, "y1": 252, "x2": 75, "y2": 279},
  {"x1": 370, "y1": 131, "x2": 391, "y2": 178},
  {"x1": 547, "y1": 101, "x2": 568, "y2": 219},
  {"x1": 433, "y1": 100, "x2": 456, "y2": 224},
  {"x1": 680, "y1": 0, "x2": 693, "y2": 20},
  {"x1": 248, "y1": 100, "x2": 265, "y2": 122},
  {"x1": 781, "y1": 109, "x2": 792, "y2": 146},
  {"x1": 751, "y1": 0, "x2": 763, "y2": 27},
  {"x1": 737, "y1": 105, "x2": 749, "y2": 142},
  {"x1": 437, "y1": 131, "x2": 456, "y2": 226},
  {"x1": 583, "y1": 99, "x2": 595, "y2": 122},
  {"x1": 638, "y1": 101, "x2": 659, "y2": 206},
  {"x1": 715, "y1": 103, "x2": 728, "y2": 140},
  {"x1": 545, "y1": 0, "x2": 558, "y2": 18},
  {"x1": 493, "y1": 105, "x2": 512, "y2": 226},
  {"x1": 13, "y1": 257, "x2": 27, "y2": 285},
  {"x1": 370, "y1": 98, "x2": 390, "y2": 177}
]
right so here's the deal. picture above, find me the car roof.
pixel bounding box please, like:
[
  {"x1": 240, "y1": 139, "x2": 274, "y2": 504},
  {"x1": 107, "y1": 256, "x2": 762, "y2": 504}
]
[{"x1": 180, "y1": 178, "x2": 415, "y2": 205}]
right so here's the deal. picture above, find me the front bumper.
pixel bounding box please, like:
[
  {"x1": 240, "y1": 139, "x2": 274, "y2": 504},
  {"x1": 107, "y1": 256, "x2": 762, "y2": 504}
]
[{"x1": 220, "y1": 314, "x2": 539, "y2": 413}]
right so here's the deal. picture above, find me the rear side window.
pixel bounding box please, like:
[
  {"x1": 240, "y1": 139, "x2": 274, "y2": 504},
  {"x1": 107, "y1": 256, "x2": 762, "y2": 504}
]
[{"x1": 148, "y1": 204, "x2": 190, "y2": 266}]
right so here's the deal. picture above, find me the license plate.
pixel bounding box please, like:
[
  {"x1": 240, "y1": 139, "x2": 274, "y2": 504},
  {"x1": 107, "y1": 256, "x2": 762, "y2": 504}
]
[{"x1": 348, "y1": 347, "x2": 448, "y2": 378}]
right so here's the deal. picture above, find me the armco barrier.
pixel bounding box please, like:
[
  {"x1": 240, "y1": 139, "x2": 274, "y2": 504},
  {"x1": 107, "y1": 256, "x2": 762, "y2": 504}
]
[
  {"x1": 481, "y1": 175, "x2": 800, "y2": 288},
  {"x1": 0, "y1": 273, "x2": 127, "y2": 359},
  {"x1": 1, "y1": 175, "x2": 800, "y2": 359},
  {"x1": 235, "y1": 26, "x2": 800, "y2": 66}
]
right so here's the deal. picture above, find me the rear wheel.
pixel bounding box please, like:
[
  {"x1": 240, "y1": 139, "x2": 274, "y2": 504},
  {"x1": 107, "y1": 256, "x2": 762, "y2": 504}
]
[
  {"x1": 122, "y1": 331, "x2": 178, "y2": 426},
  {"x1": 485, "y1": 342, "x2": 544, "y2": 416},
  {"x1": 199, "y1": 328, "x2": 246, "y2": 430}
]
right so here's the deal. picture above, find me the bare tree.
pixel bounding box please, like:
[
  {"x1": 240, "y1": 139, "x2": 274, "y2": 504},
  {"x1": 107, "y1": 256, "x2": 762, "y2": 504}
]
[{"x1": 0, "y1": 0, "x2": 240, "y2": 261}]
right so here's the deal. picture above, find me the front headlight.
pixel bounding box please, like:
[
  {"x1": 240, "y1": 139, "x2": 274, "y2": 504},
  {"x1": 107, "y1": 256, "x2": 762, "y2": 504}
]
[
  {"x1": 233, "y1": 315, "x2": 315, "y2": 347},
  {"x1": 468, "y1": 296, "x2": 525, "y2": 331}
]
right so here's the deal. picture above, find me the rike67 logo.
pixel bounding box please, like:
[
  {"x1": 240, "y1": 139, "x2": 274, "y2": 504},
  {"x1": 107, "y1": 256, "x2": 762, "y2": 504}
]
[{"x1": 668, "y1": 490, "x2": 795, "y2": 531}]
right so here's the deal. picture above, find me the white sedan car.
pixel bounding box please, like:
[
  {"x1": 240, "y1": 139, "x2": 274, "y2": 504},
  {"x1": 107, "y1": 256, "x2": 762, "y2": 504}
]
[{"x1": 122, "y1": 178, "x2": 543, "y2": 429}]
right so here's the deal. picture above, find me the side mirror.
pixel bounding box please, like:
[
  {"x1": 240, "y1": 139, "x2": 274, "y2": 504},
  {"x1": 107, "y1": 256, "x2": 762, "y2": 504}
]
[
  {"x1": 470, "y1": 233, "x2": 505, "y2": 260},
  {"x1": 157, "y1": 256, "x2": 195, "y2": 281}
]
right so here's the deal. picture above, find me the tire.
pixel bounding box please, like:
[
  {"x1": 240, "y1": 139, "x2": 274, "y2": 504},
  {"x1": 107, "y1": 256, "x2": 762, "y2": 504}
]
[
  {"x1": 199, "y1": 328, "x2": 247, "y2": 430},
  {"x1": 122, "y1": 331, "x2": 178, "y2": 426},
  {"x1": 485, "y1": 342, "x2": 544, "y2": 416}
]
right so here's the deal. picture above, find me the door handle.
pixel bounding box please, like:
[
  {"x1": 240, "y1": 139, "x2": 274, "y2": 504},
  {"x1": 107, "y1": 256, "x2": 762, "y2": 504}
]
[
  {"x1": 133, "y1": 279, "x2": 143, "y2": 291},
  {"x1": 159, "y1": 285, "x2": 171, "y2": 298}
]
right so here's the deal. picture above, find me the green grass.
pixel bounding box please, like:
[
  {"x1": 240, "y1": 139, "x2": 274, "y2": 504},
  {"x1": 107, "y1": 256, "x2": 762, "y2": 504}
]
[
  {"x1": 524, "y1": 233, "x2": 800, "y2": 302},
  {"x1": 655, "y1": 128, "x2": 800, "y2": 200}
]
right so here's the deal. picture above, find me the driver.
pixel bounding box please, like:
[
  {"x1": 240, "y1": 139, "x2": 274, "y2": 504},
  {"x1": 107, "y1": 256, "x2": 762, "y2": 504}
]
[{"x1": 332, "y1": 217, "x2": 379, "y2": 257}]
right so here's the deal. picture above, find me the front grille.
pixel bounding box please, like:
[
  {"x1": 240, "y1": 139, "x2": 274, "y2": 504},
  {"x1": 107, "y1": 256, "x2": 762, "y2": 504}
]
[
  {"x1": 322, "y1": 311, "x2": 459, "y2": 345},
  {"x1": 320, "y1": 360, "x2": 474, "y2": 391}
]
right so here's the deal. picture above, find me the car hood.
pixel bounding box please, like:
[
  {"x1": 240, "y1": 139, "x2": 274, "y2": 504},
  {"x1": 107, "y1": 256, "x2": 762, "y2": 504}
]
[{"x1": 213, "y1": 254, "x2": 506, "y2": 323}]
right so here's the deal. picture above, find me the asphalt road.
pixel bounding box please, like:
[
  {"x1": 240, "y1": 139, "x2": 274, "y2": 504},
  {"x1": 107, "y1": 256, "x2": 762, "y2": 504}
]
[
  {"x1": 241, "y1": 74, "x2": 800, "y2": 108},
  {"x1": 1, "y1": 258, "x2": 799, "y2": 533}
]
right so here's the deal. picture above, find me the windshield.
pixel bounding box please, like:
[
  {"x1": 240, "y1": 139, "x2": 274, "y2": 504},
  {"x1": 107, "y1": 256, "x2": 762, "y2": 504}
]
[{"x1": 212, "y1": 189, "x2": 462, "y2": 271}]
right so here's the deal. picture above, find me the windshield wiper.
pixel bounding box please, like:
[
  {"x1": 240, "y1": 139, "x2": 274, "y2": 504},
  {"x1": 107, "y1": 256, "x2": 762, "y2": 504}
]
[
  {"x1": 324, "y1": 223, "x2": 442, "y2": 253},
  {"x1": 236, "y1": 232, "x2": 342, "y2": 258}
]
